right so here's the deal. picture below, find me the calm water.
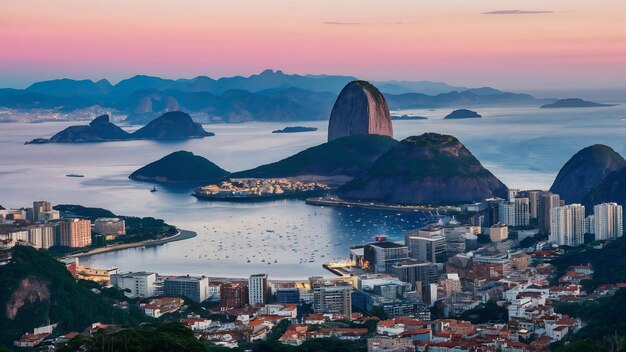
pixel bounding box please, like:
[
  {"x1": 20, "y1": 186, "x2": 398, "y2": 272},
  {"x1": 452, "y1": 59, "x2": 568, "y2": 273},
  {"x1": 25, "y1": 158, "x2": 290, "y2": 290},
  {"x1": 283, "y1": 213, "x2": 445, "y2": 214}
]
[{"x1": 1, "y1": 104, "x2": 626, "y2": 278}]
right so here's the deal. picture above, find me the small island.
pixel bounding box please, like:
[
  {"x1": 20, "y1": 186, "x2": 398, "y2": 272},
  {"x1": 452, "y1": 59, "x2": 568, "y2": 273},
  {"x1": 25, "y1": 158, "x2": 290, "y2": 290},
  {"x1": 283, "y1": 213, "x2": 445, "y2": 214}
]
[
  {"x1": 193, "y1": 178, "x2": 328, "y2": 201},
  {"x1": 26, "y1": 111, "x2": 214, "y2": 144},
  {"x1": 129, "y1": 151, "x2": 230, "y2": 184},
  {"x1": 443, "y1": 109, "x2": 482, "y2": 119},
  {"x1": 272, "y1": 126, "x2": 318, "y2": 133},
  {"x1": 541, "y1": 98, "x2": 615, "y2": 109},
  {"x1": 391, "y1": 115, "x2": 428, "y2": 120}
]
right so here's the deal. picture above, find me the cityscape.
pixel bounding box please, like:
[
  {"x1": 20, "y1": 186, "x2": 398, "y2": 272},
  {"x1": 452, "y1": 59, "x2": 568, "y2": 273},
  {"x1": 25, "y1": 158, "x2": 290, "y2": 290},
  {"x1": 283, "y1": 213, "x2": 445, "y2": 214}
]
[{"x1": 2, "y1": 1, "x2": 626, "y2": 352}]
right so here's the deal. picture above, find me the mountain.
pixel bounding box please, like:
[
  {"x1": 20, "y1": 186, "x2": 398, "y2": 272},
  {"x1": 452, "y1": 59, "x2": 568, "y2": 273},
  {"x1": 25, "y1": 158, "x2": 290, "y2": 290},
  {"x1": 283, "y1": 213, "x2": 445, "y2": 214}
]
[
  {"x1": 550, "y1": 145, "x2": 626, "y2": 204},
  {"x1": 443, "y1": 109, "x2": 481, "y2": 119},
  {"x1": 541, "y1": 98, "x2": 614, "y2": 108},
  {"x1": 338, "y1": 133, "x2": 508, "y2": 204},
  {"x1": 272, "y1": 126, "x2": 318, "y2": 133},
  {"x1": 373, "y1": 80, "x2": 468, "y2": 95},
  {"x1": 129, "y1": 151, "x2": 230, "y2": 183},
  {"x1": 582, "y1": 167, "x2": 626, "y2": 210},
  {"x1": 231, "y1": 134, "x2": 398, "y2": 185},
  {"x1": 327, "y1": 81, "x2": 393, "y2": 142},
  {"x1": 385, "y1": 90, "x2": 536, "y2": 109},
  {"x1": 132, "y1": 111, "x2": 213, "y2": 139},
  {"x1": 26, "y1": 111, "x2": 214, "y2": 143},
  {"x1": 26, "y1": 79, "x2": 112, "y2": 98},
  {"x1": 0, "y1": 246, "x2": 136, "y2": 345}
]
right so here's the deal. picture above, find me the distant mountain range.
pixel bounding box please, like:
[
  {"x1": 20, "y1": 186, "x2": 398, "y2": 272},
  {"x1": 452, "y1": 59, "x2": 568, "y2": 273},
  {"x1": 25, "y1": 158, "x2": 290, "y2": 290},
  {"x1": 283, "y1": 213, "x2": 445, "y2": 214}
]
[{"x1": 0, "y1": 70, "x2": 547, "y2": 124}]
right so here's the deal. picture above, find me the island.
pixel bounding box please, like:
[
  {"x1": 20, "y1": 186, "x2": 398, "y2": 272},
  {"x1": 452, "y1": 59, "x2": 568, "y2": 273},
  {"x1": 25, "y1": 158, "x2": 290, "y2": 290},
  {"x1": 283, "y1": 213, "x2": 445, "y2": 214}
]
[
  {"x1": 193, "y1": 178, "x2": 328, "y2": 201},
  {"x1": 272, "y1": 126, "x2": 318, "y2": 133},
  {"x1": 541, "y1": 98, "x2": 615, "y2": 108},
  {"x1": 443, "y1": 109, "x2": 482, "y2": 119},
  {"x1": 391, "y1": 115, "x2": 428, "y2": 120},
  {"x1": 26, "y1": 111, "x2": 214, "y2": 144},
  {"x1": 129, "y1": 151, "x2": 230, "y2": 184}
]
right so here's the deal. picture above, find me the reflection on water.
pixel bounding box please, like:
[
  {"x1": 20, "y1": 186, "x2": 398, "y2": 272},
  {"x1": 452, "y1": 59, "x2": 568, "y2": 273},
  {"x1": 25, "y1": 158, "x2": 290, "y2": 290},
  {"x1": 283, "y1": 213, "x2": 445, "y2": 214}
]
[{"x1": 1, "y1": 104, "x2": 626, "y2": 278}]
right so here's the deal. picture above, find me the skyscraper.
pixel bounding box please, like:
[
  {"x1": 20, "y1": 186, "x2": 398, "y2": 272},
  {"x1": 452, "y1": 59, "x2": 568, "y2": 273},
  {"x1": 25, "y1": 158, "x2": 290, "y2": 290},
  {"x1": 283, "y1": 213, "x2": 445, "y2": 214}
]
[
  {"x1": 539, "y1": 192, "x2": 560, "y2": 234},
  {"x1": 594, "y1": 202, "x2": 623, "y2": 240},
  {"x1": 59, "y1": 219, "x2": 92, "y2": 248},
  {"x1": 248, "y1": 273, "x2": 268, "y2": 306},
  {"x1": 550, "y1": 204, "x2": 585, "y2": 247}
]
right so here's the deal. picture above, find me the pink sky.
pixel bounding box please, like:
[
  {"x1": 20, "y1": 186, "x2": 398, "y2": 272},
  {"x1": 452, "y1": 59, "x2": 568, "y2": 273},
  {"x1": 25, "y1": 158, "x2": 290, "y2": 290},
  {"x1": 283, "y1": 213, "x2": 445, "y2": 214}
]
[{"x1": 1, "y1": 0, "x2": 625, "y2": 90}]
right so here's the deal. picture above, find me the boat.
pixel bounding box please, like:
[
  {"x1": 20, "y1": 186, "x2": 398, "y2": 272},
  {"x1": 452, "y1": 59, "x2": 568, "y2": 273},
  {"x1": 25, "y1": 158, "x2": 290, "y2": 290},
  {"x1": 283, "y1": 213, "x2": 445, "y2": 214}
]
[
  {"x1": 66, "y1": 173, "x2": 84, "y2": 178},
  {"x1": 150, "y1": 186, "x2": 157, "y2": 192}
]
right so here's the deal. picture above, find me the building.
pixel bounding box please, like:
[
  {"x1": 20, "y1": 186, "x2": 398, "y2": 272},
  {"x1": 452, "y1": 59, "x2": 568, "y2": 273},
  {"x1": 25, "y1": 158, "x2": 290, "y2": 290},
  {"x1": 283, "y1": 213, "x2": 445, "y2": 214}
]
[
  {"x1": 312, "y1": 280, "x2": 352, "y2": 317},
  {"x1": 538, "y1": 193, "x2": 561, "y2": 234},
  {"x1": 110, "y1": 272, "x2": 157, "y2": 298},
  {"x1": 594, "y1": 202, "x2": 623, "y2": 240},
  {"x1": 220, "y1": 282, "x2": 248, "y2": 309},
  {"x1": 93, "y1": 218, "x2": 126, "y2": 236},
  {"x1": 489, "y1": 223, "x2": 508, "y2": 242},
  {"x1": 276, "y1": 288, "x2": 301, "y2": 304},
  {"x1": 32, "y1": 201, "x2": 52, "y2": 222},
  {"x1": 163, "y1": 276, "x2": 210, "y2": 302},
  {"x1": 405, "y1": 227, "x2": 447, "y2": 263},
  {"x1": 585, "y1": 215, "x2": 595, "y2": 235},
  {"x1": 27, "y1": 224, "x2": 55, "y2": 249},
  {"x1": 58, "y1": 219, "x2": 92, "y2": 248},
  {"x1": 249, "y1": 273, "x2": 269, "y2": 306},
  {"x1": 550, "y1": 204, "x2": 585, "y2": 247},
  {"x1": 363, "y1": 242, "x2": 409, "y2": 273},
  {"x1": 391, "y1": 258, "x2": 438, "y2": 303}
]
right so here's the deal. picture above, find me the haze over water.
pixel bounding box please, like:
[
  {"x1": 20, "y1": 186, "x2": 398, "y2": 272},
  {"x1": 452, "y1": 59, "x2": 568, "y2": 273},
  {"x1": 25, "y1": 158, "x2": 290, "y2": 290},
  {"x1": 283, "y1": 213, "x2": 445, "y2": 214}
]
[{"x1": 2, "y1": 104, "x2": 626, "y2": 278}]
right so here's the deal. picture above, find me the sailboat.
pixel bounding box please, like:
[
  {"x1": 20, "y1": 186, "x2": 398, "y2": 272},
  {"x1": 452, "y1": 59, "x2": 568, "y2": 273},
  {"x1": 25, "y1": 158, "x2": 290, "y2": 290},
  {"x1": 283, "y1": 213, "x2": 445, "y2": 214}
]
[{"x1": 150, "y1": 186, "x2": 157, "y2": 192}]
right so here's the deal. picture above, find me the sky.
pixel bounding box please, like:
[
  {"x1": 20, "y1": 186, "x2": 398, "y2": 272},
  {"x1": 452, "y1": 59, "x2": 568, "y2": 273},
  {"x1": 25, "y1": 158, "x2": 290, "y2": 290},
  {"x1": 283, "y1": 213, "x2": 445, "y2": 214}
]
[{"x1": 1, "y1": 0, "x2": 625, "y2": 91}]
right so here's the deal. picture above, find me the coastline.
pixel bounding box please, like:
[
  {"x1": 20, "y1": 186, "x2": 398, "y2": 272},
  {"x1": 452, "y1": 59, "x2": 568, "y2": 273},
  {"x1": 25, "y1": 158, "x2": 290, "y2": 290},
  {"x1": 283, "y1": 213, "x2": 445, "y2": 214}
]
[
  {"x1": 305, "y1": 196, "x2": 460, "y2": 213},
  {"x1": 66, "y1": 229, "x2": 197, "y2": 258}
]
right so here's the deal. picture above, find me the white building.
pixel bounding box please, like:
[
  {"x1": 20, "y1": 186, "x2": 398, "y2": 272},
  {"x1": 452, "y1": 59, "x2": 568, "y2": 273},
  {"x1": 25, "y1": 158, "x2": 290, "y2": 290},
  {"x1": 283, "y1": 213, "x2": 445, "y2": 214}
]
[
  {"x1": 249, "y1": 273, "x2": 268, "y2": 306},
  {"x1": 594, "y1": 202, "x2": 623, "y2": 240},
  {"x1": 584, "y1": 215, "x2": 595, "y2": 235},
  {"x1": 550, "y1": 204, "x2": 585, "y2": 247},
  {"x1": 110, "y1": 272, "x2": 157, "y2": 298}
]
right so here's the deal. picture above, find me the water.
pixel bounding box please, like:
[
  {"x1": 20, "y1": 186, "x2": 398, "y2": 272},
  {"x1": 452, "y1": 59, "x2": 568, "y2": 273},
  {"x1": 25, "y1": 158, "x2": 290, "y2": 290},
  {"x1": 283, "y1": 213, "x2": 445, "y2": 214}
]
[{"x1": 1, "y1": 104, "x2": 626, "y2": 278}]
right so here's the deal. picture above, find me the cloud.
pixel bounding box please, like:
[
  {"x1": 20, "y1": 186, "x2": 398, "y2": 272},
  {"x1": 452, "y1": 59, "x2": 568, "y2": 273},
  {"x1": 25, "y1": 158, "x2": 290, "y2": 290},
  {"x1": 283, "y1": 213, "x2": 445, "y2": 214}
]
[
  {"x1": 323, "y1": 21, "x2": 362, "y2": 26},
  {"x1": 483, "y1": 10, "x2": 553, "y2": 15}
]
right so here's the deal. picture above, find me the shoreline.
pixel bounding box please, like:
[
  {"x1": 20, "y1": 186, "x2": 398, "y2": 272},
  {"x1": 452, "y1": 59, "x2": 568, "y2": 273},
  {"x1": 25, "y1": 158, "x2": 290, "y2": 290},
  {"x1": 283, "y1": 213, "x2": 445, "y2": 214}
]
[
  {"x1": 305, "y1": 196, "x2": 460, "y2": 213},
  {"x1": 66, "y1": 229, "x2": 197, "y2": 258}
]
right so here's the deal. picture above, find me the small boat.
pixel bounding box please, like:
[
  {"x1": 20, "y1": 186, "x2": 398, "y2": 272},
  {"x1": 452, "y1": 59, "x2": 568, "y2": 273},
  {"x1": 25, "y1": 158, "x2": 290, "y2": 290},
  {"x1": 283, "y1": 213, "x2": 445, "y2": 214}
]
[
  {"x1": 150, "y1": 186, "x2": 157, "y2": 192},
  {"x1": 66, "y1": 173, "x2": 84, "y2": 178}
]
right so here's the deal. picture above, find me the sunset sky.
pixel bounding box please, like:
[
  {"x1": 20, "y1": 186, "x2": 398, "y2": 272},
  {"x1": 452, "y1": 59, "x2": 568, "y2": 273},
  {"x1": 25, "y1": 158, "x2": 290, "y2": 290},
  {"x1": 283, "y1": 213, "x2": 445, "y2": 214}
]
[{"x1": 1, "y1": 0, "x2": 625, "y2": 90}]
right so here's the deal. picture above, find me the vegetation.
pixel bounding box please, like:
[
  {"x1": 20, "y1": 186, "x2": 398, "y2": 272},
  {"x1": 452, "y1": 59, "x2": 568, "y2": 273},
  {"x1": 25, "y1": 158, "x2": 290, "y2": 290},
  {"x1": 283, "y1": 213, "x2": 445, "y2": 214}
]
[
  {"x1": 459, "y1": 301, "x2": 508, "y2": 324},
  {"x1": 129, "y1": 151, "x2": 230, "y2": 183},
  {"x1": 0, "y1": 246, "x2": 139, "y2": 345},
  {"x1": 550, "y1": 237, "x2": 626, "y2": 292},
  {"x1": 231, "y1": 134, "x2": 398, "y2": 179},
  {"x1": 554, "y1": 289, "x2": 626, "y2": 351}
]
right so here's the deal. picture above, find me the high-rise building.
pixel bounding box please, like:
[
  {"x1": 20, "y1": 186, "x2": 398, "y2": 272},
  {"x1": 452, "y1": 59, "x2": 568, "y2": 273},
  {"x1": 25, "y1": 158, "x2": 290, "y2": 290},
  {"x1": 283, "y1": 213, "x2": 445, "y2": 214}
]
[
  {"x1": 594, "y1": 202, "x2": 623, "y2": 240},
  {"x1": 391, "y1": 258, "x2": 438, "y2": 303},
  {"x1": 59, "y1": 219, "x2": 92, "y2": 248},
  {"x1": 110, "y1": 272, "x2": 157, "y2": 298},
  {"x1": 248, "y1": 273, "x2": 268, "y2": 306},
  {"x1": 27, "y1": 224, "x2": 55, "y2": 249},
  {"x1": 312, "y1": 280, "x2": 352, "y2": 317},
  {"x1": 32, "y1": 201, "x2": 52, "y2": 222},
  {"x1": 363, "y1": 242, "x2": 409, "y2": 273},
  {"x1": 163, "y1": 276, "x2": 210, "y2": 302},
  {"x1": 585, "y1": 215, "x2": 595, "y2": 235},
  {"x1": 498, "y1": 201, "x2": 516, "y2": 226},
  {"x1": 514, "y1": 197, "x2": 530, "y2": 226},
  {"x1": 539, "y1": 193, "x2": 560, "y2": 234},
  {"x1": 220, "y1": 283, "x2": 248, "y2": 309},
  {"x1": 550, "y1": 204, "x2": 585, "y2": 247},
  {"x1": 405, "y1": 227, "x2": 447, "y2": 263}
]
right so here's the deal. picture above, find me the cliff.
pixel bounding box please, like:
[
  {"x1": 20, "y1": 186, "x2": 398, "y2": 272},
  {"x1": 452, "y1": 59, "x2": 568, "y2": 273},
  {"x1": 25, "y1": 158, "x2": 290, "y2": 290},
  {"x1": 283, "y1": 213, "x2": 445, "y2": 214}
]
[
  {"x1": 231, "y1": 134, "x2": 398, "y2": 185},
  {"x1": 550, "y1": 145, "x2": 626, "y2": 204},
  {"x1": 129, "y1": 151, "x2": 230, "y2": 183},
  {"x1": 327, "y1": 81, "x2": 393, "y2": 142},
  {"x1": 0, "y1": 247, "x2": 136, "y2": 345},
  {"x1": 338, "y1": 133, "x2": 508, "y2": 204}
]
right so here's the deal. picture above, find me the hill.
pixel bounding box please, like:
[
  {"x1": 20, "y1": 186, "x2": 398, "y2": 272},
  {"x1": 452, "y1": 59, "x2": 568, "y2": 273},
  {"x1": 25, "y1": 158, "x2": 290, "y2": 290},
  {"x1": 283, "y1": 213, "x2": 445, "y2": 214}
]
[
  {"x1": 130, "y1": 151, "x2": 230, "y2": 183},
  {"x1": 231, "y1": 134, "x2": 398, "y2": 185},
  {"x1": 0, "y1": 246, "x2": 137, "y2": 345},
  {"x1": 550, "y1": 145, "x2": 626, "y2": 204},
  {"x1": 541, "y1": 98, "x2": 614, "y2": 108},
  {"x1": 26, "y1": 111, "x2": 214, "y2": 143},
  {"x1": 338, "y1": 133, "x2": 508, "y2": 204},
  {"x1": 443, "y1": 109, "x2": 481, "y2": 119},
  {"x1": 582, "y1": 167, "x2": 626, "y2": 211}
]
